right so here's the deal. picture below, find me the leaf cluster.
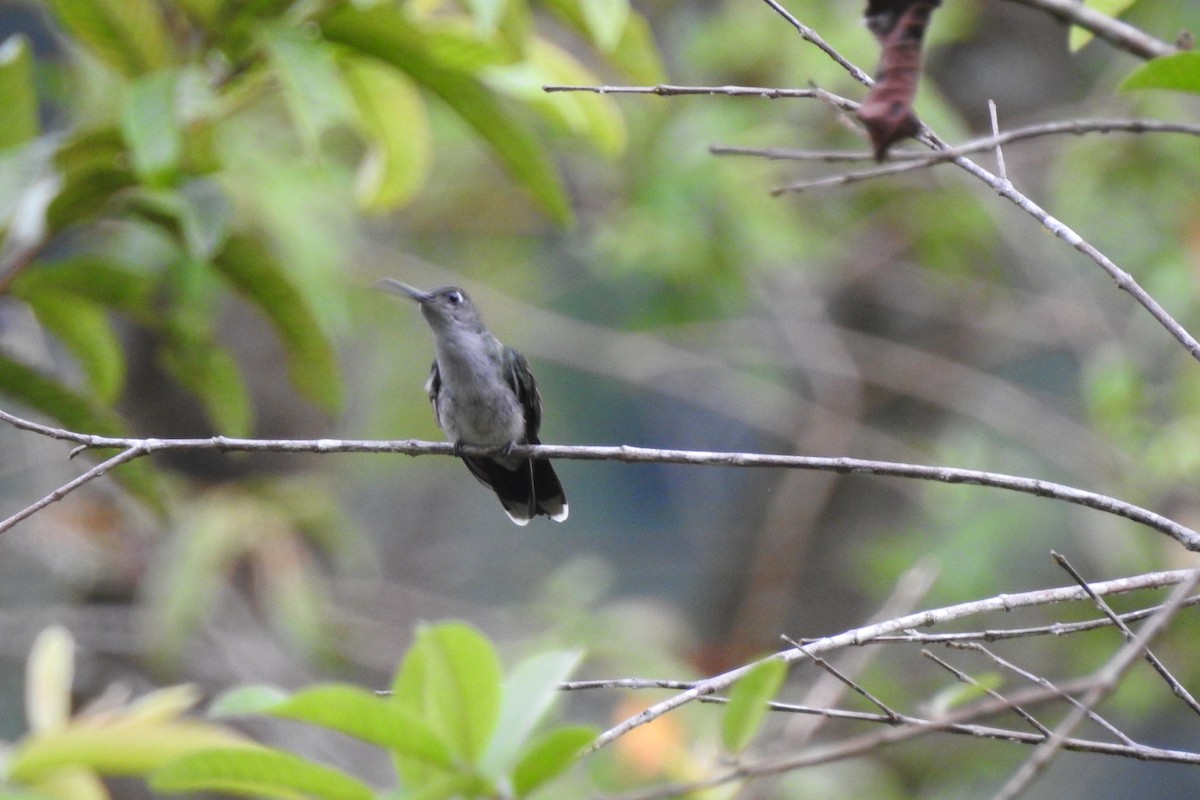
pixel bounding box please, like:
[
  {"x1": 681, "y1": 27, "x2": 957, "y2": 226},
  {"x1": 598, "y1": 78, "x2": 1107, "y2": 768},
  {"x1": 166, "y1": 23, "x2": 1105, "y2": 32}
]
[{"x1": 0, "y1": 0, "x2": 660, "y2": 503}]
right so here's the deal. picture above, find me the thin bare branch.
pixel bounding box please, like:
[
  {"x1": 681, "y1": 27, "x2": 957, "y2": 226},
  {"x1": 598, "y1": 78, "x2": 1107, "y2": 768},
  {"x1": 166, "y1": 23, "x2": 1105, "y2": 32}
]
[
  {"x1": 784, "y1": 635, "x2": 903, "y2": 723},
  {"x1": 1002, "y1": 0, "x2": 1175, "y2": 59},
  {"x1": 0, "y1": 446, "x2": 148, "y2": 535},
  {"x1": 988, "y1": 99, "x2": 1008, "y2": 182},
  {"x1": 603, "y1": 677, "x2": 1200, "y2": 800},
  {"x1": 923, "y1": 650, "x2": 1051, "y2": 737},
  {"x1": 991, "y1": 570, "x2": 1200, "y2": 800},
  {"x1": 543, "y1": 83, "x2": 824, "y2": 99},
  {"x1": 590, "y1": 568, "x2": 1198, "y2": 752},
  {"x1": 1053, "y1": 551, "x2": 1200, "y2": 717},
  {"x1": 1, "y1": 408, "x2": 1196, "y2": 549},
  {"x1": 863, "y1": 595, "x2": 1200, "y2": 643},
  {"x1": 546, "y1": 87, "x2": 1200, "y2": 363},
  {"x1": 757, "y1": 0, "x2": 874, "y2": 86},
  {"x1": 713, "y1": 118, "x2": 1200, "y2": 165},
  {"x1": 948, "y1": 641, "x2": 1136, "y2": 746}
]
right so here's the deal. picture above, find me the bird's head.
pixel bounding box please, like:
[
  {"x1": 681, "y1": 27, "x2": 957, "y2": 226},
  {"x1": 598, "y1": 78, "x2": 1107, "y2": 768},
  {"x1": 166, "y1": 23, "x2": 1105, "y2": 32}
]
[{"x1": 375, "y1": 279, "x2": 483, "y2": 334}]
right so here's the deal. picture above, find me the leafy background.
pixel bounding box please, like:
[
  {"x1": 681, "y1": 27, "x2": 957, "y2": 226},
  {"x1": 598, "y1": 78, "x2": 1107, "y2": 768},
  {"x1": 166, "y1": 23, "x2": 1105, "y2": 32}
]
[{"x1": 1, "y1": 0, "x2": 1200, "y2": 797}]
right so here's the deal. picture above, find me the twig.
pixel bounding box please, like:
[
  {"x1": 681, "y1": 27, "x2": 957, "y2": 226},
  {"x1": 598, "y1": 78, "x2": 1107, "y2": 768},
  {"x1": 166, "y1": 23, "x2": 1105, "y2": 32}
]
[
  {"x1": 546, "y1": 86, "x2": 1200, "y2": 363},
  {"x1": 923, "y1": 650, "x2": 1051, "y2": 737},
  {"x1": 712, "y1": 118, "x2": 1200, "y2": 165},
  {"x1": 757, "y1": 0, "x2": 874, "y2": 86},
  {"x1": 1002, "y1": 0, "x2": 1175, "y2": 59},
  {"x1": 603, "y1": 677, "x2": 1200, "y2": 800},
  {"x1": 784, "y1": 635, "x2": 903, "y2": 723},
  {"x1": 589, "y1": 568, "x2": 1198, "y2": 752},
  {"x1": 948, "y1": 641, "x2": 1136, "y2": 746},
  {"x1": 0, "y1": 446, "x2": 148, "y2": 535},
  {"x1": 988, "y1": 99, "x2": 1007, "y2": 183},
  {"x1": 1, "y1": 408, "x2": 1196, "y2": 549},
  {"x1": 541, "y1": 83, "x2": 863, "y2": 115},
  {"x1": 990, "y1": 570, "x2": 1200, "y2": 800},
  {"x1": 1052, "y1": 551, "x2": 1200, "y2": 717}
]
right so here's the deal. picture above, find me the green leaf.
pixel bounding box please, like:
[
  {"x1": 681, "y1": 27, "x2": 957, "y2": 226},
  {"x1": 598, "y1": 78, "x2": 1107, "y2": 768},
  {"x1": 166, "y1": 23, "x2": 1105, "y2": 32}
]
[
  {"x1": 721, "y1": 658, "x2": 787, "y2": 754},
  {"x1": 482, "y1": 649, "x2": 582, "y2": 776},
  {"x1": 121, "y1": 69, "x2": 182, "y2": 186},
  {"x1": 39, "y1": 0, "x2": 172, "y2": 76},
  {"x1": 267, "y1": 684, "x2": 455, "y2": 767},
  {"x1": 150, "y1": 747, "x2": 374, "y2": 800},
  {"x1": 462, "y1": 0, "x2": 508, "y2": 38},
  {"x1": 394, "y1": 622, "x2": 503, "y2": 766},
  {"x1": 160, "y1": 338, "x2": 251, "y2": 436},
  {"x1": 320, "y1": 5, "x2": 573, "y2": 224},
  {"x1": 486, "y1": 40, "x2": 626, "y2": 157},
  {"x1": 8, "y1": 723, "x2": 252, "y2": 781},
  {"x1": 23, "y1": 291, "x2": 125, "y2": 403},
  {"x1": 1120, "y1": 51, "x2": 1200, "y2": 95},
  {"x1": 25, "y1": 626, "x2": 74, "y2": 734},
  {"x1": 926, "y1": 672, "x2": 1004, "y2": 716},
  {"x1": 340, "y1": 53, "x2": 432, "y2": 211},
  {"x1": 578, "y1": 0, "x2": 629, "y2": 52},
  {"x1": 12, "y1": 257, "x2": 158, "y2": 322},
  {"x1": 541, "y1": 0, "x2": 664, "y2": 82},
  {"x1": 0, "y1": 35, "x2": 38, "y2": 150},
  {"x1": 262, "y1": 25, "x2": 357, "y2": 155},
  {"x1": 0, "y1": 352, "x2": 163, "y2": 509},
  {"x1": 127, "y1": 180, "x2": 232, "y2": 261},
  {"x1": 1069, "y1": 0, "x2": 1140, "y2": 51},
  {"x1": 212, "y1": 234, "x2": 342, "y2": 413},
  {"x1": 44, "y1": 128, "x2": 138, "y2": 231},
  {"x1": 208, "y1": 685, "x2": 291, "y2": 718},
  {"x1": 511, "y1": 725, "x2": 595, "y2": 798}
]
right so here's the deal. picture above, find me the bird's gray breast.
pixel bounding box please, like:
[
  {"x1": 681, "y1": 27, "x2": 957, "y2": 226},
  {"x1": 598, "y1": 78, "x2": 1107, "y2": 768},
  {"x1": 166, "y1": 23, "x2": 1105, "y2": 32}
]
[{"x1": 432, "y1": 339, "x2": 526, "y2": 450}]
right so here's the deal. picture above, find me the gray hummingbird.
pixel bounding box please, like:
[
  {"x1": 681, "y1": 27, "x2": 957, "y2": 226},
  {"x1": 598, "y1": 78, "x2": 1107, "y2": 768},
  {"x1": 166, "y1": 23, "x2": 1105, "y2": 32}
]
[{"x1": 376, "y1": 279, "x2": 568, "y2": 525}]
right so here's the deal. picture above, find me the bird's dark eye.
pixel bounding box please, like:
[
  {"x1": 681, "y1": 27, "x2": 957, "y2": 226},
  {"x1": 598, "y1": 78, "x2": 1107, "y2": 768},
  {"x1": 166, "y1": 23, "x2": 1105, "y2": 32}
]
[{"x1": 447, "y1": 291, "x2": 464, "y2": 305}]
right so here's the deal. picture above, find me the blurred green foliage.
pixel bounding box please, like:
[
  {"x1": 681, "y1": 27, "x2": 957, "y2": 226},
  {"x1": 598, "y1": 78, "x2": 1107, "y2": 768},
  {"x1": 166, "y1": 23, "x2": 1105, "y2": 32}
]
[
  {"x1": 0, "y1": 0, "x2": 653, "y2": 458},
  {"x1": 3, "y1": 0, "x2": 1200, "y2": 797},
  {"x1": 1, "y1": 623, "x2": 596, "y2": 800}
]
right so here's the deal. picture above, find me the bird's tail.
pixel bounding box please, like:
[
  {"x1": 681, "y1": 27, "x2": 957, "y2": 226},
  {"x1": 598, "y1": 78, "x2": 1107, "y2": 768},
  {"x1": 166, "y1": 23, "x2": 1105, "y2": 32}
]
[{"x1": 462, "y1": 457, "x2": 568, "y2": 525}]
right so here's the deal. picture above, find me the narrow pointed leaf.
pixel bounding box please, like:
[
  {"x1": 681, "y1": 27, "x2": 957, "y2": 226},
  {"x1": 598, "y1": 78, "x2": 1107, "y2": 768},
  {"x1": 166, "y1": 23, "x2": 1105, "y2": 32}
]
[
  {"x1": 540, "y1": 1, "x2": 664, "y2": 82},
  {"x1": 578, "y1": 0, "x2": 629, "y2": 51},
  {"x1": 8, "y1": 722, "x2": 252, "y2": 781},
  {"x1": 23, "y1": 291, "x2": 124, "y2": 403},
  {"x1": 263, "y1": 25, "x2": 357, "y2": 154},
  {"x1": 1120, "y1": 51, "x2": 1200, "y2": 95},
  {"x1": 320, "y1": 5, "x2": 572, "y2": 224},
  {"x1": 340, "y1": 53, "x2": 432, "y2": 211},
  {"x1": 721, "y1": 658, "x2": 787, "y2": 754},
  {"x1": 150, "y1": 747, "x2": 373, "y2": 800},
  {"x1": 159, "y1": 332, "x2": 252, "y2": 437},
  {"x1": 212, "y1": 234, "x2": 342, "y2": 413},
  {"x1": 486, "y1": 40, "x2": 625, "y2": 157},
  {"x1": 269, "y1": 684, "x2": 455, "y2": 767},
  {"x1": 46, "y1": 128, "x2": 136, "y2": 230},
  {"x1": 25, "y1": 626, "x2": 74, "y2": 735},
  {"x1": 511, "y1": 725, "x2": 596, "y2": 798},
  {"x1": 11, "y1": 257, "x2": 158, "y2": 322},
  {"x1": 0, "y1": 35, "x2": 38, "y2": 150},
  {"x1": 208, "y1": 685, "x2": 291, "y2": 718},
  {"x1": 39, "y1": 0, "x2": 172, "y2": 76},
  {"x1": 482, "y1": 649, "x2": 582, "y2": 775},
  {"x1": 122, "y1": 69, "x2": 182, "y2": 185}
]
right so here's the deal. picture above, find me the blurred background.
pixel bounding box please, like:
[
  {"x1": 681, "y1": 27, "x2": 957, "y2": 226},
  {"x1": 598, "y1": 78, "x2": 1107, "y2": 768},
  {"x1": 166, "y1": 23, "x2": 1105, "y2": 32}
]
[{"x1": 2, "y1": 0, "x2": 1200, "y2": 796}]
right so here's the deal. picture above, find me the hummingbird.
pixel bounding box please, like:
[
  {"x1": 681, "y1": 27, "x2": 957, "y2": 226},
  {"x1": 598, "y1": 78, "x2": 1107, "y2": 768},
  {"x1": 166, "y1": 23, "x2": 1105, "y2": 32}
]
[{"x1": 376, "y1": 279, "x2": 569, "y2": 525}]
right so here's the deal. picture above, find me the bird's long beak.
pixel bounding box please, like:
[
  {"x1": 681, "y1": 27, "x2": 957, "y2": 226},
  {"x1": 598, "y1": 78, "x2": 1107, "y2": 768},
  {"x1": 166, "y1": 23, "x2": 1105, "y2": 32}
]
[{"x1": 374, "y1": 278, "x2": 431, "y2": 304}]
